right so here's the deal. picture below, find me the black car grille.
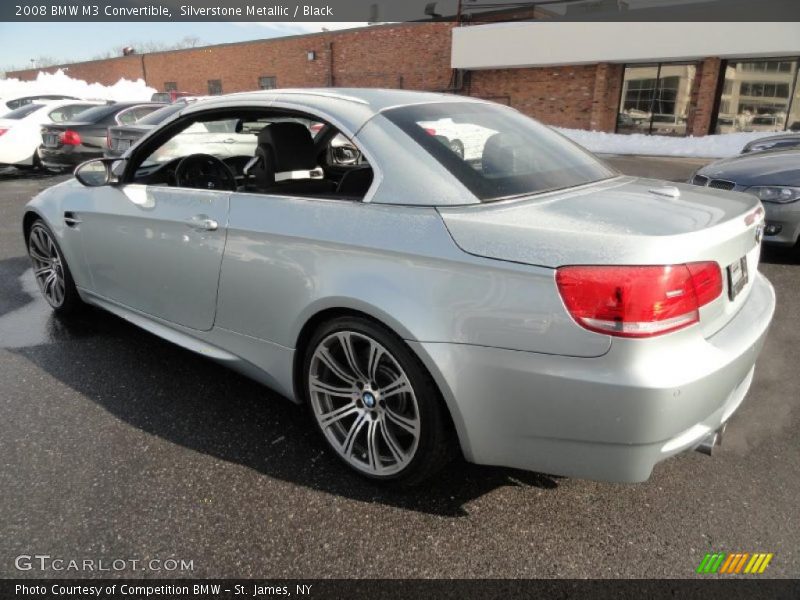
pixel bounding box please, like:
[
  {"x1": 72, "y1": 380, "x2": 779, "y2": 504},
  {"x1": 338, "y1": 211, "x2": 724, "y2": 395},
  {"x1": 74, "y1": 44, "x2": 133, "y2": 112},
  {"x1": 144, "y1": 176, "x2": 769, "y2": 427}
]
[
  {"x1": 691, "y1": 175, "x2": 737, "y2": 191},
  {"x1": 708, "y1": 179, "x2": 736, "y2": 191}
]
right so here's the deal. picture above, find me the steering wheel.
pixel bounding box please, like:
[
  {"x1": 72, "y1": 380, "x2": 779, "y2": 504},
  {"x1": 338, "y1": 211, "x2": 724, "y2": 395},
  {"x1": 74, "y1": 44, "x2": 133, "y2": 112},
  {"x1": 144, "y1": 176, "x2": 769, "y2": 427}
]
[{"x1": 174, "y1": 154, "x2": 237, "y2": 192}]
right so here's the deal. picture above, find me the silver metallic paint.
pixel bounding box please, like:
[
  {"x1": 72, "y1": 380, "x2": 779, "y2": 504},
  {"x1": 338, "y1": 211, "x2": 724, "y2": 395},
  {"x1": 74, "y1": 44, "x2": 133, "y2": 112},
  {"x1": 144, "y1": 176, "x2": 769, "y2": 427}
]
[{"x1": 23, "y1": 89, "x2": 775, "y2": 482}]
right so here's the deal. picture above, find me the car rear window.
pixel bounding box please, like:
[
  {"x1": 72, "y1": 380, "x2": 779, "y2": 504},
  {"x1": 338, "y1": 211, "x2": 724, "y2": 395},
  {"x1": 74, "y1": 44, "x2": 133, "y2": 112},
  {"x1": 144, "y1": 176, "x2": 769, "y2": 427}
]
[
  {"x1": 69, "y1": 104, "x2": 125, "y2": 123},
  {"x1": 136, "y1": 103, "x2": 185, "y2": 125},
  {"x1": 382, "y1": 102, "x2": 616, "y2": 202},
  {"x1": 3, "y1": 103, "x2": 45, "y2": 119}
]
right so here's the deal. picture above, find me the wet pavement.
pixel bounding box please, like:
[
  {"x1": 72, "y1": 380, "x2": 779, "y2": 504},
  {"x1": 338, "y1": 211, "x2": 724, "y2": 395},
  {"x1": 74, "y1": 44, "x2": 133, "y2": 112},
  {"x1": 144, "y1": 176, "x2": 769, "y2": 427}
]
[{"x1": 0, "y1": 163, "x2": 798, "y2": 578}]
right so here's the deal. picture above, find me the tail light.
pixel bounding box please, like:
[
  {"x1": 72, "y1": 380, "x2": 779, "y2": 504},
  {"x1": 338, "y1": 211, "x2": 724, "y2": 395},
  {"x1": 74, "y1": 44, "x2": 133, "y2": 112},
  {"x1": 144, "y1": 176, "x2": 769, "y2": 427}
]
[
  {"x1": 59, "y1": 129, "x2": 82, "y2": 146},
  {"x1": 424, "y1": 127, "x2": 437, "y2": 135},
  {"x1": 555, "y1": 262, "x2": 722, "y2": 338},
  {"x1": 0, "y1": 128, "x2": 7, "y2": 137}
]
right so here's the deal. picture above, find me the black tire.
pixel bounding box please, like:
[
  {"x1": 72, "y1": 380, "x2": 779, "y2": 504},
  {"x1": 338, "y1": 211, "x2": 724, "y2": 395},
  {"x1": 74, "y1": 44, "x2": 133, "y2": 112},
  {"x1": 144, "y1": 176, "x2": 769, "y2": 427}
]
[
  {"x1": 26, "y1": 218, "x2": 84, "y2": 316},
  {"x1": 302, "y1": 316, "x2": 455, "y2": 486}
]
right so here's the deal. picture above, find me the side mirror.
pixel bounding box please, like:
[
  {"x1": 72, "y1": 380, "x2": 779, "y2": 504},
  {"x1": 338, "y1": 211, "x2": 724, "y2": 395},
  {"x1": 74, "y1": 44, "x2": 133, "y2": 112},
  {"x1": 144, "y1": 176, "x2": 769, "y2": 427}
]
[
  {"x1": 74, "y1": 159, "x2": 111, "y2": 187},
  {"x1": 332, "y1": 144, "x2": 360, "y2": 165}
]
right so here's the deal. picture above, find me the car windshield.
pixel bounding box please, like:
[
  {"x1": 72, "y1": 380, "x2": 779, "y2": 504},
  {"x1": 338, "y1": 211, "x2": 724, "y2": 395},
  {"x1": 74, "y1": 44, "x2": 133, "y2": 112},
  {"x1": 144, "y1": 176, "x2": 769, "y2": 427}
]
[
  {"x1": 3, "y1": 103, "x2": 45, "y2": 119},
  {"x1": 383, "y1": 102, "x2": 616, "y2": 201},
  {"x1": 136, "y1": 103, "x2": 185, "y2": 125}
]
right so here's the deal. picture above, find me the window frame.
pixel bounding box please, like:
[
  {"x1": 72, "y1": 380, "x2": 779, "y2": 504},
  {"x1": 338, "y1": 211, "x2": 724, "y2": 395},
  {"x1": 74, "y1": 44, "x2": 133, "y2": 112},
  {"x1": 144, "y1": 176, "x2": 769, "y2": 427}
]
[
  {"x1": 47, "y1": 103, "x2": 95, "y2": 122},
  {"x1": 713, "y1": 56, "x2": 800, "y2": 134},
  {"x1": 120, "y1": 105, "x2": 380, "y2": 204},
  {"x1": 207, "y1": 79, "x2": 223, "y2": 95},
  {"x1": 614, "y1": 61, "x2": 698, "y2": 137},
  {"x1": 258, "y1": 76, "x2": 277, "y2": 90}
]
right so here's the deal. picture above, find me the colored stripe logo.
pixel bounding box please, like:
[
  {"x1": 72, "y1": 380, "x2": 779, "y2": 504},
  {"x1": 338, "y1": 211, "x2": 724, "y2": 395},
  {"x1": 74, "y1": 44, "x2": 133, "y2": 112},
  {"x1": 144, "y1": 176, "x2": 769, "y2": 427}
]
[{"x1": 697, "y1": 552, "x2": 773, "y2": 574}]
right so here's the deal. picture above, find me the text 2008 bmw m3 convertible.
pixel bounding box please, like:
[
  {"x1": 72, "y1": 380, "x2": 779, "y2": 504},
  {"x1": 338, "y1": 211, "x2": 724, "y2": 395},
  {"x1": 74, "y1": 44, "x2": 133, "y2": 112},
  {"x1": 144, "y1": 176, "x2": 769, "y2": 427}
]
[{"x1": 23, "y1": 89, "x2": 775, "y2": 485}]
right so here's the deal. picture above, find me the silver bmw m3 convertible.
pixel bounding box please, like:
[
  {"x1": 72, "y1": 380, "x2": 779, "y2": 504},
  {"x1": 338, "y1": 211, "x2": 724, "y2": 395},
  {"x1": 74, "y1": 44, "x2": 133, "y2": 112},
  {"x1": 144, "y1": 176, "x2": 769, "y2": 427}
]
[{"x1": 23, "y1": 89, "x2": 775, "y2": 485}]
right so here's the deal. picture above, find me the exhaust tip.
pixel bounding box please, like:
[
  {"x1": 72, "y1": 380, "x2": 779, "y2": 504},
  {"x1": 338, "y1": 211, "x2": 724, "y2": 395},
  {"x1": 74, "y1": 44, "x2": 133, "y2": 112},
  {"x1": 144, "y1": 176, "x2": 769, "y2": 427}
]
[
  {"x1": 695, "y1": 424, "x2": 726, "y2": 456},
  {"x1": 696, "y1": 432, "x2": 717, "y2": 456}
]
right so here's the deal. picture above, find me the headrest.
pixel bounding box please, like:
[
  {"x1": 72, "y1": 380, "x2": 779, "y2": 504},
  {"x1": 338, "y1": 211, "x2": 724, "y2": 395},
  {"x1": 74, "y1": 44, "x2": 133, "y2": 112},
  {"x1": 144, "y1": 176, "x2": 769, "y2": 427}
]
[
  {"x1": 257, "y1": 122, "x2": 317, "y2": 172},
  {"x1": 481, "y1": 132, "x2": 537, "y2": 178}
]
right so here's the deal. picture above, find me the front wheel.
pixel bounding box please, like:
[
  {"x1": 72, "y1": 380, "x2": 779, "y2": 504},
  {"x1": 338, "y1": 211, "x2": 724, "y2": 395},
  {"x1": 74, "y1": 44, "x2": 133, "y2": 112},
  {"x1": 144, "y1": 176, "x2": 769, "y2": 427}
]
[
  {"x1": 27, "y1": 219, "x2": 83, "y2": 315},
  {"x1": 303, "y1": 316, "x2": 454, "y2": 486}
]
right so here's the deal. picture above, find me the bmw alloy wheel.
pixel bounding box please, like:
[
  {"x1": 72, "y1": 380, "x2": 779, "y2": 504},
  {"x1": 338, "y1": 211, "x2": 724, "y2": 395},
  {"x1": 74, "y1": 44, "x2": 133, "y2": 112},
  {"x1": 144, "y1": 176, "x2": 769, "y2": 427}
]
[
  {"x1": 308, "y1": 330, "x2": 421, "y2": 476},
  {"x1": 28, "y1": 223, "x2": 66, "y2": 308}
]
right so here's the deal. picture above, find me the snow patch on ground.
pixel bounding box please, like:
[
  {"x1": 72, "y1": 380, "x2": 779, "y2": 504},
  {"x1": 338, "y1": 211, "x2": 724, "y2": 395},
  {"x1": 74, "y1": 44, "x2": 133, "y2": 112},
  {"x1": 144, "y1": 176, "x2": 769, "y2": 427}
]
[
  {"x1": 0, "y1": 69, "x2": 155, "y2": 103},
  {"x1": 556, "y1": 127, "x2": 772, "y2": 159}
]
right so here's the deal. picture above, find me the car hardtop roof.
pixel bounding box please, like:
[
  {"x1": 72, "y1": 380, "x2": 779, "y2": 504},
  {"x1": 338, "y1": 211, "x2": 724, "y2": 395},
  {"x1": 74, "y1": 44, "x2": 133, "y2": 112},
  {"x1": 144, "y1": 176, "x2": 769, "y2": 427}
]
[{"x1": 182, "y1": 88, "x2": 491, "y2": 116}]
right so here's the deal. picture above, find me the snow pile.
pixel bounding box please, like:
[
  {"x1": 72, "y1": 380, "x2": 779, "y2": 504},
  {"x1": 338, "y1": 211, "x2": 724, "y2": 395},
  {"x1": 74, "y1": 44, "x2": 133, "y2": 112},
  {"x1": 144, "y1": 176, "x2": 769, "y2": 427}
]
[
  {"x1": 556, "y1": 127, "x2": 774, "y2": 159},
  {"x1": 0, "y1": 69, "x2": 156, "y2": 102}
]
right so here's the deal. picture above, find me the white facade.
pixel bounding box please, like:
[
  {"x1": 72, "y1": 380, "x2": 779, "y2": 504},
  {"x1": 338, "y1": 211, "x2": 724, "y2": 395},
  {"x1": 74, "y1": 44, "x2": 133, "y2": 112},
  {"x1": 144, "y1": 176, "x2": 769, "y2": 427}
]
[{"x1": 451, "y1": 22, "x2": 800, "y2": 69}]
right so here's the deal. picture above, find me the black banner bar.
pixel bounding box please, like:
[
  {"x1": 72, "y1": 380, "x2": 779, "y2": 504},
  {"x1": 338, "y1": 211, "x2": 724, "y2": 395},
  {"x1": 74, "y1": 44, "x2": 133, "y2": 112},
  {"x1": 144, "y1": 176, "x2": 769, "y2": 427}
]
[
  {"x1": 3, "y1": 579, "x2": 800, "y2": 600},
  {"x1": 2, "y1": 0, "x2": 800, "y2": 22}
]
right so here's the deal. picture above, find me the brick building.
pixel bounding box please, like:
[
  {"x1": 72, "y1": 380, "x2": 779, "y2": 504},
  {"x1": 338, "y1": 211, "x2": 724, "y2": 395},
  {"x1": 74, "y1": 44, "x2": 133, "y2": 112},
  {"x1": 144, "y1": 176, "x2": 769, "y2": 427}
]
[{"x1": 8, "y1": 21, "x2": 800, "y2": 136}]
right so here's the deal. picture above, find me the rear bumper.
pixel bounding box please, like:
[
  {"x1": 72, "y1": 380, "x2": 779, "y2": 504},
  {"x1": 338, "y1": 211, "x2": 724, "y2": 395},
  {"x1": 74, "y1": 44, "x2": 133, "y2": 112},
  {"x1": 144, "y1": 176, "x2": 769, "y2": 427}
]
[
  {"x1": 38, "y1": 145, "x2": 101, "y2": 169},
  {"x1": 762, "y1": 201, "x2": 800, "y2": 246},
  {"x1": 411, "y1": 271, "x2": 775, "y2": 483}
]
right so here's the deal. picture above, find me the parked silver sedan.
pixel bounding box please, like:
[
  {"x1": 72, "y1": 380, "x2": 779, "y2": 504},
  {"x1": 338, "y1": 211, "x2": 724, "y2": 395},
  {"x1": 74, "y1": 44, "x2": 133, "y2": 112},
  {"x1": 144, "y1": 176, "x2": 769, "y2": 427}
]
[{"x1": 22, "y1": 89, "x2": 775, "y2": 485}]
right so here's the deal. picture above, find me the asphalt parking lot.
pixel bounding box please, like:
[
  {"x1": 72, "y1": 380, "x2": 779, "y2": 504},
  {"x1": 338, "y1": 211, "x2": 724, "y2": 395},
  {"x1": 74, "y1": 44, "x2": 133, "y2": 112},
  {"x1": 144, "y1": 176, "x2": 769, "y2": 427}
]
[{"x1": 0, "y1": 157, "x2": 798, "y2": 579}]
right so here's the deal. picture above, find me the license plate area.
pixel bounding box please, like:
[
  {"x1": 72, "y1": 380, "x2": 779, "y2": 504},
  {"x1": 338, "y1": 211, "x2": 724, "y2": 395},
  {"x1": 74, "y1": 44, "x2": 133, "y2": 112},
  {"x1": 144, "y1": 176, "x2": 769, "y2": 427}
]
[
  {"x1": 44, "y1": 134, "x2": 59, "y2": 147},
  {"x1": 117, "y1": 139, "x2": 131, "y2": 152},
  {"x1": 727, "y1": 256, "x2": 749, "y2": 300}
]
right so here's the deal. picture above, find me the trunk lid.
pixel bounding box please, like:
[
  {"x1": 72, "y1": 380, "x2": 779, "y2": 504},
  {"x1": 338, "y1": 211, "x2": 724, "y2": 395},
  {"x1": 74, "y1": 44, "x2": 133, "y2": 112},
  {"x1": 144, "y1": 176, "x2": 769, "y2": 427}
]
[
  {"x1": 107, "y1": 125, "x2": 151, "y2": 153},
  {"x1": 41, "y1": 122, "x2": 107, "y2": 150},
  {"x1": 438, "y1": 176, "x2": 765, "y2": 337}
]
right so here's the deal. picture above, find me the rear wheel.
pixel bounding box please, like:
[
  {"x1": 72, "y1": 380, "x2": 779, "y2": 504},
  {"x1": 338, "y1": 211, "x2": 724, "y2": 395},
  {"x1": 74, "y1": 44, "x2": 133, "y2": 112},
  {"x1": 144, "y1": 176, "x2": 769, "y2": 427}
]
[
  {"x1": 26, "y1": 219, "x2": 83, "y2": 315},
  {"x1": 303, "y1": 316, "x2": 454, "y2": 486}
]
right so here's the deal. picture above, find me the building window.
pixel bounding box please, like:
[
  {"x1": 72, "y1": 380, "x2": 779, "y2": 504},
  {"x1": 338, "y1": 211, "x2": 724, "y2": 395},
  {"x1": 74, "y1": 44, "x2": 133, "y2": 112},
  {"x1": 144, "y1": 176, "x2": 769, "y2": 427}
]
[
  {"x1": 715, "y1": 58, "x2": 800, "y2": 133},
  {"x1": 164, "y1": 81, "x2": 177, "y2": 92},
  {"x1": 616, "y1": 63, "x2": 696, "y2": 136},
  {"x1": 207, "y1": 79, "x2": 223, "y2": 95},
  {"x1": 258, "y1": 76, "x2": 277, "y2": 90}
]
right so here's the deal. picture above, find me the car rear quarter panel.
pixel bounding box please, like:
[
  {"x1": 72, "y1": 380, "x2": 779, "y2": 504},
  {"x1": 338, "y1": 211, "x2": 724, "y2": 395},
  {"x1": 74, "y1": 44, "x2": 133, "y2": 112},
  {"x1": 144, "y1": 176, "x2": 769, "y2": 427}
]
[{"x1": 214, "y1": 193, "x2": 611, "y2": 360}]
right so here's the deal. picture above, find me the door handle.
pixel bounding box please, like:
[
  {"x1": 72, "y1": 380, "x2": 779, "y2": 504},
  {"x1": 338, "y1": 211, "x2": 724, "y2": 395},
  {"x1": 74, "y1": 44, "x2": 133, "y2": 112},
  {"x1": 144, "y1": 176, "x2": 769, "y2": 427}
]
[{"x1": 186, "y1": 215, "x2": 219, "y2": 231}]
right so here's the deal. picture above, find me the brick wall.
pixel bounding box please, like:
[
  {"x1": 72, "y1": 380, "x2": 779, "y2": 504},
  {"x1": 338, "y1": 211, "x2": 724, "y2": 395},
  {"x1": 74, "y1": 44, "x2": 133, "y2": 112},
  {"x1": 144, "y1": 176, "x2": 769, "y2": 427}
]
[
  {"x1": 469, "y1": 64, "x2": 612, "y2": 130},
  {"x1": 686, "y1": 57, "x2": 722, "y2": 137},
  {"x1": 9, "y1": 22, "x2": 455, "y2": 96},
  {"x1": 590, "y1": 63, "x2": 624, "y2": 132},
  {"x1": 7, "y1": 23, "x2": 724, "y2": 136}
]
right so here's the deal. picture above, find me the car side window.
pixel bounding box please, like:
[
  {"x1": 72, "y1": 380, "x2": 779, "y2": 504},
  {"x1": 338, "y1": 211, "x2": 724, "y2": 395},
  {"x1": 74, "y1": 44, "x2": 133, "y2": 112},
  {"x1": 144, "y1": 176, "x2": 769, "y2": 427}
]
[
  {"x1": 116, "y1": 108, "x2": 139, "y2": 125},
  {"x1": 48, "y1": 104, "x2": 93, "y2": 122},
  {"x1": 129, "y1": 110, "x2": 375, "y2": 201},
  {"x1": 132, "y1": 105, "x2": 160, "y2": 122}
]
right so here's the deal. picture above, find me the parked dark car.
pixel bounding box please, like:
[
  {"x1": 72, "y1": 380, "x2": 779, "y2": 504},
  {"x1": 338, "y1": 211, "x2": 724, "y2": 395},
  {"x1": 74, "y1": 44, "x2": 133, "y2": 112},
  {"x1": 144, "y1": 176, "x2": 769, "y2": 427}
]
[
  {"x1": 690, "y1": 149, "x2": 800, "y2": 246},
  {"x1": 741, "y1": 132, "x2": 800, "y2": 154},
  {"x1": 105, "y1": 102, "x2": 189, "y2": 158},
  {"x1": 38, "y1": 102, "x2": 165, "y2": 170}
]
